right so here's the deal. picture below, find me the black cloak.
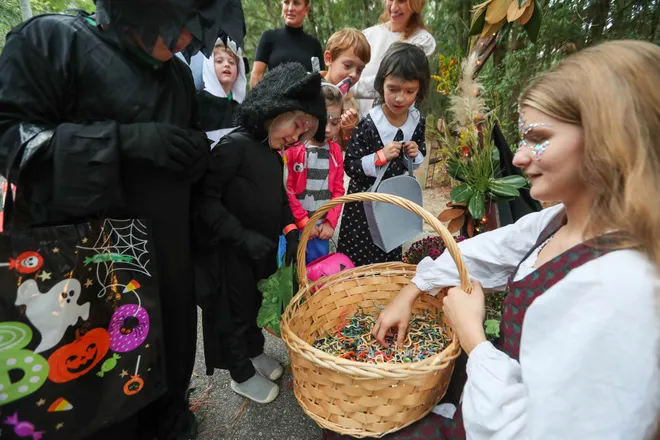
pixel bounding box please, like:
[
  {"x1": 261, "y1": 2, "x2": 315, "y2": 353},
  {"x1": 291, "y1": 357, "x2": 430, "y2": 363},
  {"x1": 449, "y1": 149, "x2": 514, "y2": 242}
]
[
  {"x1": 193, "y1": 63, "x2": 326, "y2": 374},
  {"x1": 0, "y1": 3, "x2": 243, "y2": 438}
]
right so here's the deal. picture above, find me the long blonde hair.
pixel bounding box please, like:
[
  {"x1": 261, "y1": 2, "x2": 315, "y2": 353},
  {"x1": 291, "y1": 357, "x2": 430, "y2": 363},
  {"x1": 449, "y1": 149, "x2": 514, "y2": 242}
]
[
  {"x1": 520, "y1": 40, "x2": 660, "y2": 268},
  {"x1": 379, "y1": 0, "x2": 429, "y2": 40}
]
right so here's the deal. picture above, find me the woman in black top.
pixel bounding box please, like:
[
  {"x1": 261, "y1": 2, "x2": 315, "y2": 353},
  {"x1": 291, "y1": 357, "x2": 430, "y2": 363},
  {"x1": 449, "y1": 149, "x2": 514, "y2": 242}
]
[{"x1": 250, "y1": 0, "x2": 325, "y2": 86}]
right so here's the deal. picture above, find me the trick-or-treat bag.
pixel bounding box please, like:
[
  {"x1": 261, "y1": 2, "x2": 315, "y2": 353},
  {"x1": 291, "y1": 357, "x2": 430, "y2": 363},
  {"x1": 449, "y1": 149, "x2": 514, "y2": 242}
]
[{"x1": 0, "y1": 199, "x2": 165, "y2": 438}]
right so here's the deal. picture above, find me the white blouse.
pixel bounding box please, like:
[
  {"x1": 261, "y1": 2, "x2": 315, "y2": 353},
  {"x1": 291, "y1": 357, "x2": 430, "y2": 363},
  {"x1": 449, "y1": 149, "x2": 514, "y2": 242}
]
[
  {"x1": 353, "y1": 23, "x2": 436, "y2": 118},
  {"x1": 412, "y1": 205, "x2": 660, "y2": 440}
]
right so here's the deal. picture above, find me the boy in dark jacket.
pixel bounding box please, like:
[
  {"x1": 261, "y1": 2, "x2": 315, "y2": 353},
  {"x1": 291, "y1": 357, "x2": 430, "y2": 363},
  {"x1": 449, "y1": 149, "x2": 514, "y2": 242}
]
[{"x1": 194, "y1": 62, "x2": 326, "y2": 403}]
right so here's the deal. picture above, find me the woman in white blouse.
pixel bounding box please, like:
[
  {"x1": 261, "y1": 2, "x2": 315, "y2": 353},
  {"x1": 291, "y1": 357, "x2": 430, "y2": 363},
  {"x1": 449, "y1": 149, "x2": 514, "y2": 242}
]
[
  {"x1": 368, "y1": 40, "x2": 660, "y2": 440},
  {"x1": 352, "y1": 0, "x2": 436, "y2": 118}
]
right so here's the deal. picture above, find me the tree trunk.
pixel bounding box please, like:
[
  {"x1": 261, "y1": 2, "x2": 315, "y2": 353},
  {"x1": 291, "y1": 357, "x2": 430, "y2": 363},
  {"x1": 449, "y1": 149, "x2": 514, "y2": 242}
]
[
  {"x1": 650, "y1": 1, "x2": 660, "y2": 42},
  {"x1": 586, "y1": 0, "x2": 611, "y2": 43},
  {"x1": 19, "y1": 0, "x2": 32, "y2": 20},
  {"x1": 457, "y1": 0, "x2": 472, "y2": 54},
  {"x1": 306, "y1": 3, "x2": 320, "y2": 39},
  {"x1": 323, "y1": 0, "x2": 334, "y2": 37}
]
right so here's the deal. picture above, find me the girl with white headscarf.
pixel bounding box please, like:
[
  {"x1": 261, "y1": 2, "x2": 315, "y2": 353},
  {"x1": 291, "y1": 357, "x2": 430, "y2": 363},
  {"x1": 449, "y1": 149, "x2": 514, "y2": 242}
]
[{"x1": 197, "y1": 37, "x2": 247, "y2": 146}]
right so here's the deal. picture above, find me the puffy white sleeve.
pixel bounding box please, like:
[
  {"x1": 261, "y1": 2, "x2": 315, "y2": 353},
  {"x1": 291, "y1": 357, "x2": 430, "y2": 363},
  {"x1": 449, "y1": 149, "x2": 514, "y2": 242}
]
[
  {"x1": 351, "y1": 27, "x2": 381, "y2": 100},
  {"x1": 352, "y1": 74, "x2": 378, "y2": 100},
  {"x1": 412, "y1": 204, "x2": 564, "y2": 293},
  {"x1": 407, "y1": 30, "x2": 437, "y2": 57},
  {"x1": 462, "y1": 251, "x2": 660, "y2": 440}
]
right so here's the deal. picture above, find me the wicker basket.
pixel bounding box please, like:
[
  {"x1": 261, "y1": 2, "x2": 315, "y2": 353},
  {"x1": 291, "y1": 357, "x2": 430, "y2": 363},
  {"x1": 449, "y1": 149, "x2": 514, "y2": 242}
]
[{"x1": 281, "y1": 193, "x2": 471, "y2": 438}]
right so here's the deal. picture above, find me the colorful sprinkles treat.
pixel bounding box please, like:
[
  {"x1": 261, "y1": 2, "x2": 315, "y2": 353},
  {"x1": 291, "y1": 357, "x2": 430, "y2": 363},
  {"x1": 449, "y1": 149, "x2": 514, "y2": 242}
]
[{"x1": 312, "y1": 308, "x2": 451, "y2": 363}]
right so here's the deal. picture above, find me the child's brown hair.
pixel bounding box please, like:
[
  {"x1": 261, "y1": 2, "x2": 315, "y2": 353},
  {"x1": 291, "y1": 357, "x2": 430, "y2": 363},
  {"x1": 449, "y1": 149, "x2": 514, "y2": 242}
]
[
  {"x1": 213, "y1": 44, "x2": 240, "y2": 65},
  {"x1": 325, "y1": 28, "x2": 371, "y2": 65}
]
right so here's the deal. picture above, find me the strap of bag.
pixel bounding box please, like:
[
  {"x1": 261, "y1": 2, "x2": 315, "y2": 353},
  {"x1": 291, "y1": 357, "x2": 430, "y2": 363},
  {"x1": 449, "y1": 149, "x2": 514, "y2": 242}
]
[
  {"x1": 370, "y1": 155, "x2": 414, "y2": 191},
  {"x1": 2, "y1": 140, "x2": 29, "y2": 232}
]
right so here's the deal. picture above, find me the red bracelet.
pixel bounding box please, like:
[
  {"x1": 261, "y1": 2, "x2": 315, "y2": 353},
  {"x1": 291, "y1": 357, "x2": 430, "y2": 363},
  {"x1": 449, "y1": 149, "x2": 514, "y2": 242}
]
[
  {"x1": 283, "y1": 224, "x2": 298, "y2": 235},
  {"x1": 296, "y1": 217, "x2": 309, "y2": 229},
  {"x1": 375, "y1": 149, "x2": 388, "y2": 167}
]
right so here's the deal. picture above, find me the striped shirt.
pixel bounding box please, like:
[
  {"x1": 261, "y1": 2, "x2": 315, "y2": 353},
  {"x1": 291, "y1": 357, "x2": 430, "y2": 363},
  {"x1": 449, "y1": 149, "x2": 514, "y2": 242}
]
[{"x1": 297, "y1": 143, "x2": 332, "y2": 217}]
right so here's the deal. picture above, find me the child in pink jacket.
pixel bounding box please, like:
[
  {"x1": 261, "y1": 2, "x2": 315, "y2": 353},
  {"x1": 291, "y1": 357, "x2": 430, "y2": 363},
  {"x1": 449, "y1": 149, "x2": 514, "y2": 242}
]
[{"x1": 284, "y1": 83, "x2": 346, "y2": 264}]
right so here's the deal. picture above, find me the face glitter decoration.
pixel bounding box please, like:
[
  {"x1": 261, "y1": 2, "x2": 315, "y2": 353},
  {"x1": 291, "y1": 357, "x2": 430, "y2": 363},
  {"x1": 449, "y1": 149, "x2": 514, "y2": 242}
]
[{"x1": 518, "y1": 105, "x2": 553, "y2": 160}]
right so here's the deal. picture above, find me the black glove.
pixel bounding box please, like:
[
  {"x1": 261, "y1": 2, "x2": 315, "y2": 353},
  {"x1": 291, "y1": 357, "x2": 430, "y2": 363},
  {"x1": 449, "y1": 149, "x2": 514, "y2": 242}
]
[
  {"x1": 284, "y1": 230, "x2": 299, "y2": 265},
  {"x1": 186, "y1": 129, "x2": 211, "y2": 181},
  {"x1": 119, "y1": 123, "x2": 209, "y2": 174},
  {"x1": 238, "y1": 229, "x2": 276, "y2": 261}
]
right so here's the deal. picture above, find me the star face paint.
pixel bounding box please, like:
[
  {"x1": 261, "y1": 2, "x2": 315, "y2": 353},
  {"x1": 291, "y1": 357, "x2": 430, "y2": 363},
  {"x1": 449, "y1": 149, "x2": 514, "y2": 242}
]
[{"x1": 518, "y1": 106, "x2": 553, "y2": 160}]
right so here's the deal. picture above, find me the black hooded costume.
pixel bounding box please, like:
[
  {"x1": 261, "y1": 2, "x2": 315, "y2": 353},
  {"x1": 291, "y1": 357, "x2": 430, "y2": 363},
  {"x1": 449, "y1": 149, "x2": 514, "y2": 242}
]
[
  {"x1": 193, "y1": 62, "x2": 326, "y2": 383},
  {"x1": 0, "y1": 2, "x2": 244, "y2": 439}
]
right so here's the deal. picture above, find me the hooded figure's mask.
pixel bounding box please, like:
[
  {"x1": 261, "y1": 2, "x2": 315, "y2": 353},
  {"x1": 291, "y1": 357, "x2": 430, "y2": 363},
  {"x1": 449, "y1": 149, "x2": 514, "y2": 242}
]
[{"x1": 94, "y1": 0, "x2": 246, "y2": 60}]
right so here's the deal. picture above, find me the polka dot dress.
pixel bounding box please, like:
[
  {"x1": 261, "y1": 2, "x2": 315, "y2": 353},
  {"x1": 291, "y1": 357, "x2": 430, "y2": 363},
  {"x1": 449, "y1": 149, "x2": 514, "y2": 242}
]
[{"x1": 337, "y1": 112, "x2": 426, "y2": 267}]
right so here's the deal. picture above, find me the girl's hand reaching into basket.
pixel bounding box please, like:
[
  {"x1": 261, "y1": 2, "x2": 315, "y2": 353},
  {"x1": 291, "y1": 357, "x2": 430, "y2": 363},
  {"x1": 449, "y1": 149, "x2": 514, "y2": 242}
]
[
  {"x1": 371, "y1": 283, "x2": 422, "y2": 347},
  {"x1": 442, "y1": 281, "x2": 487, "y2": 355}
]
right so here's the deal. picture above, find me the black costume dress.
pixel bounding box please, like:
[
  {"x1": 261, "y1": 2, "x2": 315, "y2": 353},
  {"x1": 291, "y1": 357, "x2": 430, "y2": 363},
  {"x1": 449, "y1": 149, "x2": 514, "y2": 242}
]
[
  {"x1": 0, "y1": 13, "x2": 206, "y2": 440},
  {"x1": 193, "y1": 130, "x2": 295, "y2": 382},
  {"x1": 338, "y1": 106, "x2": 426, "y2": 266},
  {"x1": 192, "y1": 62, "x2": 327, "y2": 383},
  {"x1": 197, "y1": 91, "x2": 239, "y2": 134},
  {"x1": 255, "y1": 25, "x2": 325, "y2": 72}
]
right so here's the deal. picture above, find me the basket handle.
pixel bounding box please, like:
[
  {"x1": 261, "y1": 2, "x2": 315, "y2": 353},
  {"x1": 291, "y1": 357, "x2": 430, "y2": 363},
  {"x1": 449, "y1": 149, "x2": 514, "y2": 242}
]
[{"x1": 297, "y1": 192, "x2": 472, "y2": 293}]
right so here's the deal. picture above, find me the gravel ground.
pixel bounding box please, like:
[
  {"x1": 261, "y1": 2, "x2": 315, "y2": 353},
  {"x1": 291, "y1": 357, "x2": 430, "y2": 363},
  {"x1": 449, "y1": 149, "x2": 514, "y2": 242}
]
[{"x1": 189, "y1": 317, "x2": 321, "y2": 440}]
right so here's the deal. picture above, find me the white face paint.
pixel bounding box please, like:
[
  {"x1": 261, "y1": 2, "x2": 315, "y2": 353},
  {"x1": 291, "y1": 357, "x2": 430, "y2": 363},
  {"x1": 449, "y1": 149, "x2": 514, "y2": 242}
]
[
  {"x1": 517, "y1": 105, "x2": 553, "y2": 160},
  {"x1": 513, "y1": 105, "x2": 586, "y2": 203}
]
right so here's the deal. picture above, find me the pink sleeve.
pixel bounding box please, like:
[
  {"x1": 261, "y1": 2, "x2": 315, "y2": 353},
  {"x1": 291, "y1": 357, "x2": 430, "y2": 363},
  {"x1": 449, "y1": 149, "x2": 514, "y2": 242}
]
[
  {"x1": 284, "y1": 148, "x2": 310, "y2": 228},
  {"x1": 324, "y1": 143, "x2": 345, "y2": 229}
]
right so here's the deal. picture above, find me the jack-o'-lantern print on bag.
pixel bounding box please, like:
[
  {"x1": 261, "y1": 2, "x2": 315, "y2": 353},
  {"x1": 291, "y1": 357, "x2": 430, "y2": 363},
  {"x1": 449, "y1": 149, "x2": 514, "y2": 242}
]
[{"x1": 0, "y1": 217, "x2": 165, "y2": 439}]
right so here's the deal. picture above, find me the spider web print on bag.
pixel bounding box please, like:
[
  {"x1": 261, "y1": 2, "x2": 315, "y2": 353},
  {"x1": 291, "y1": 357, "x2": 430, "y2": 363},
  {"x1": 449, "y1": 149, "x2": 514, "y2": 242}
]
[{"x1": 76, "y1": 219, "x2": 151, "y2": 300}]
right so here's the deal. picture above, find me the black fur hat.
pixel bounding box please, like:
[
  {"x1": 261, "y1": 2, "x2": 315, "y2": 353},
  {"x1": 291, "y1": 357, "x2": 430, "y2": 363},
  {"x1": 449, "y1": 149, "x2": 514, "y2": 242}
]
[{"x1": 235, "y1": 62, "x2": 327, "y2": 143}]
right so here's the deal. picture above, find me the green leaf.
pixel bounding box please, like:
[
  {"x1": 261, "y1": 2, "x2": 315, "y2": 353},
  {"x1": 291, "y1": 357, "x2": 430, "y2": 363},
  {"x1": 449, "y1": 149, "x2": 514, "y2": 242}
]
[
  {"x1": 524, "y1": 0, "x2": 543, "y2": 43},
  {"x1": 256, "y1": 263, "x2": 296, "y2": 337},
  {"x1": 517, "y1": 0, "x2": 530, "y2": 9},
  {"x1": 468, "y1": 192, "x2": 485, "y2": 219},
  {"x1": 281, "y1": 263, "x2": 296, "y2": 309},
  {"x1": 450, "y1": 183, "x2": 474, "y2": 204},
  {"x1": 446, "y1": 159, "x2": 467, "y2": 181},
  {"x1": 491, "y1": 147, "x2": 501, "y2": 173},
  {"x1": 485, "y1": 319, "x2": 501, "y2": 338},
  {"x1": 491, "y1": 147, "x2": 500, "y2": 164},
  {"x1": 488, "y1": 181, "x2": 521, "y2": 198},
  {"x1": 469, "y1": 8, "x2": 487, "y2": 36},
  {"x1": 496, "y1": 175, "x2": 528, "y2": 188}
]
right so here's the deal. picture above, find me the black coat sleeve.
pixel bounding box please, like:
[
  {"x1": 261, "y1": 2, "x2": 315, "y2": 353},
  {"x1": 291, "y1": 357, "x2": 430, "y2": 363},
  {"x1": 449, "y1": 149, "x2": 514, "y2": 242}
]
[
  {"x1": 194, "y1": 137, "x2": 246, "y2": 244},
  {"x1": 0, "y1": 25, "x2": 124, "y2": 217}
]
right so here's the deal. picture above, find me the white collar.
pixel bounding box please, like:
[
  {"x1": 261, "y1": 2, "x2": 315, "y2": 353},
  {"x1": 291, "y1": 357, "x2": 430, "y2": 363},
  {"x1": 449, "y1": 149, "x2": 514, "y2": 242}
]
[
  {"x1": 369, "y1": 105, "x2": 420, "y2": 145},
  {"x1": 202, "y1": 38, "x2": 246, "y2": 104}
]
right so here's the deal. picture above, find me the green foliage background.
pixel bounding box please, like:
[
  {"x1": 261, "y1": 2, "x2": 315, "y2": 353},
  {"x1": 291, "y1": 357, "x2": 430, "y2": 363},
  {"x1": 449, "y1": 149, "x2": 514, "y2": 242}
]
[{"x1": 2, "y1": 0, "x2": 659, "y2": 142}]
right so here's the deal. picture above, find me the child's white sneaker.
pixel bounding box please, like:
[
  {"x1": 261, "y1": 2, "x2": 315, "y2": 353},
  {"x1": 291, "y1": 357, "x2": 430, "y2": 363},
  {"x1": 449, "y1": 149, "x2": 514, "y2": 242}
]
[
  {"x1": 230, "y1": 374, "x2": 279, "y2": 404},
  {"x1": 250, "y1": 353, "x2": 284, "y2": 380}
]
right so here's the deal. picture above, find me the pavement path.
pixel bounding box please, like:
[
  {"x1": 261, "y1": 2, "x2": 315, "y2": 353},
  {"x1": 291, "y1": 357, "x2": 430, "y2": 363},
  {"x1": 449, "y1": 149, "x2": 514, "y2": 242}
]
[{"x1": 189, "y1": 317, "x2": 321, "y2": 440}]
